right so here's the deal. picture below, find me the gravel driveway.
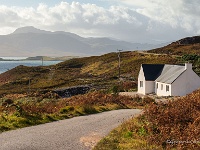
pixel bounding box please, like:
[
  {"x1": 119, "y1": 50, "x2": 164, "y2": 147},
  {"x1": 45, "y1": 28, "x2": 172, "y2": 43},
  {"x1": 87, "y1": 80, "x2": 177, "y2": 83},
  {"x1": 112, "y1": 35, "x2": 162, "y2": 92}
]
[{"x1": 0, "y1": 109, "x2": 142, "y2": 150}]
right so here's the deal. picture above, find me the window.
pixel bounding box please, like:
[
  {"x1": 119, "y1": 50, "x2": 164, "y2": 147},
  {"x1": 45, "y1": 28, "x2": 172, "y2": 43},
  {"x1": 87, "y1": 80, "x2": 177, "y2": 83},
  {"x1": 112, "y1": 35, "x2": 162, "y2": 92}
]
[
  {"x1": 166, "y1": 85, "x2": 169, "y2": 92},
  {"x1": 157, "y1": 83, "x2": 158, "y2": 89},
  {"x1": 161, "y1": 84, "x2": 163, "y2": 90},
  {"x1": 140, "y1": 81, "x2": 143, "y2": 88}
]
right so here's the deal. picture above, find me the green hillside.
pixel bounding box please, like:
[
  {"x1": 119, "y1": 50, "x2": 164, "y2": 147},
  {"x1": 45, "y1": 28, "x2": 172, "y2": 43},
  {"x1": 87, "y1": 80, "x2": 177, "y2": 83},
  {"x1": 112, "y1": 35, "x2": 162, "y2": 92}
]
[{"x1": 0, "y1": 51, "x2": 178, "y2": 95}]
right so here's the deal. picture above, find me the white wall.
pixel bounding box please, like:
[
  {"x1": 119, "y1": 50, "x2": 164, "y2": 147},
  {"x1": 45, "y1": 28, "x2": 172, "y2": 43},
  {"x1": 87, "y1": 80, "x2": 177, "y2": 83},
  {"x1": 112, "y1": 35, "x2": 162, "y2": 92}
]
[
  {"x1": 145, "y1": 81, "x2": 155, "y2": 94},
  {"x1": 156, "y1": 82, "x2": 171, "y2": 96},
  {"x1": 186, "y1": 69, "x2": 200, "y2": 94},
  {"x1": 137, "y1": 66, "x2": 146, "y2": 94},
  {"x1": 172, "y1": 69, "x2": 200, "y2": 96},
  {"x1": 137, "y1": 65, "x2": 156, "y2": 95},
  {"x1": 171, "y1": 72, "x2": 187, "y2": 96}
]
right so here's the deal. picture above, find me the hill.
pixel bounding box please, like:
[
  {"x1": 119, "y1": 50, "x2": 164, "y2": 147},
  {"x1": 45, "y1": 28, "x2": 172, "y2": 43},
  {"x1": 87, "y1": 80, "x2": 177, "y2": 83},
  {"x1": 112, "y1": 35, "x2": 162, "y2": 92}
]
[
  {"x1": 0, "y1": 26, "x2": 165, "y2": 57},
  {"x1": 148, "y1": 36, "x2": 200, "y2": 55},
  {"x1": 0, "y1": 51, "x2": 178, "y2": 95},
  {"x1": 2, "y1": 34, "x2": 200, "y2": 95}
]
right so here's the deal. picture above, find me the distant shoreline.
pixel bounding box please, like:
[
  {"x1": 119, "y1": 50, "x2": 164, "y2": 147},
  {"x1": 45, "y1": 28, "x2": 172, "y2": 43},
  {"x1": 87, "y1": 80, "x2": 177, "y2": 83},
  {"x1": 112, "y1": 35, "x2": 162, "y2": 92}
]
[
  {"x1": 0, "y1": 59, "x2": 63, "y2": 74},
  {"x1": 0, "y1": 56, "x2": 78, "y2": 61}
]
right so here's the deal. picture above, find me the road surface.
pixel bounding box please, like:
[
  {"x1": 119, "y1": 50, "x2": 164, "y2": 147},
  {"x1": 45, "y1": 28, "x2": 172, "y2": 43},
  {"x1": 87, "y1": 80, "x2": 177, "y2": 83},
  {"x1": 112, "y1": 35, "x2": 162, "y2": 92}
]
[{"x1": 0, "y1": 109, "x2": 142, "y2": 150}]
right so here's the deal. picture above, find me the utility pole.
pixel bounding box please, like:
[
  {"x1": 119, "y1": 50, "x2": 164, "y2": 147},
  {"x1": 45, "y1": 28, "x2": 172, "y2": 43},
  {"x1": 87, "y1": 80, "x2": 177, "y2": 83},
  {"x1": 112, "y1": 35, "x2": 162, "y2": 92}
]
[
  {"x1": 117, "y1": 49, "x2": 123, "y2": 80},
  {"x1": 41, "y1": 56, "x2": 44, "y2": 66},
  {"x1": 28, "y1": 78, "x2": 31, "y2": 95}
]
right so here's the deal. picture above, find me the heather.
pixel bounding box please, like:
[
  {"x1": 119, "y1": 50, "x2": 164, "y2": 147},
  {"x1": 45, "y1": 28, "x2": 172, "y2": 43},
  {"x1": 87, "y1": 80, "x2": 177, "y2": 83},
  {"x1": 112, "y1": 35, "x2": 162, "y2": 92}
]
[
  {"x1": 94, "y1": 89, "x2": 200, "y2": 150},
  {"x1": 0, "y1": 92, "x2": 154, "y2": 132},
  {"x1": 144, "y1": 89, "x2": 200, "y2": 149}
]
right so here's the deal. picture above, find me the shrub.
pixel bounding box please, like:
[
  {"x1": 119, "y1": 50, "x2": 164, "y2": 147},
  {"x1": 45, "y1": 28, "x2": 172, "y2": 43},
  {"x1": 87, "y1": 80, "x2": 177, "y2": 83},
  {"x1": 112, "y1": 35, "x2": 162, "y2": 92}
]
[
  {"x1": 59, "y1": 106, "x2": 74, "y2": 114},
  {"x1": 3, "y1": 99, "x2": 14, "y2": 105},
  {"x1": 111, "y1": 85, "x2": 121, "y2": 95},
  {"x1": 142, "y1": 96, "x2": 155, "y2": 105},
  {"x1": 82, "y1": 105, "x2": 97, "y2": 114},
  {"x1": 122, "y1": 81, "x2": 137, "y2": 92}
]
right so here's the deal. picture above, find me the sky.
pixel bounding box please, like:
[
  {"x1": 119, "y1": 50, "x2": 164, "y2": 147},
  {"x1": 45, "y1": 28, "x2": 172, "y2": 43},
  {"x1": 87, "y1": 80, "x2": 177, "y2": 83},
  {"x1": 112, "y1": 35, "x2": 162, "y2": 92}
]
[{"x1": 0, "y1": 0, "x2": 199, "y2": 44}]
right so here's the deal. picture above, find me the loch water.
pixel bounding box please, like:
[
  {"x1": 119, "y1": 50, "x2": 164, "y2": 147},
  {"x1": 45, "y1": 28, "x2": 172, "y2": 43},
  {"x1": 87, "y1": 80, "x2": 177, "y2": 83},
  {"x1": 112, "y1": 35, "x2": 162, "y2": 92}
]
[{"x1": 0, "y1": 60, "x2": 62, "y2": 74}]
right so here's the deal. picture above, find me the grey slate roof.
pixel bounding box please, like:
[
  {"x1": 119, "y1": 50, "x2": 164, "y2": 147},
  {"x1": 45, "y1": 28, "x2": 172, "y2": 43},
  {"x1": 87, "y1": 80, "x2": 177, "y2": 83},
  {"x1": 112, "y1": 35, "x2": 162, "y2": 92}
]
[
  {"x1": 155, "y1": 65, "x2": 185, "y2": 84},
  {"x1": 142, "y1": 64, "x2": 186, "y2": 84}
]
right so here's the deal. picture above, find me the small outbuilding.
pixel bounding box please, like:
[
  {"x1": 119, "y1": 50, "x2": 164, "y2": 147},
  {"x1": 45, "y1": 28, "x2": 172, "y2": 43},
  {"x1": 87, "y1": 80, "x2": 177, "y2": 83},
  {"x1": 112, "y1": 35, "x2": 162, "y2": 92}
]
[{"x1": 137, "y1": 63, "x2": 200, "y2": 96}]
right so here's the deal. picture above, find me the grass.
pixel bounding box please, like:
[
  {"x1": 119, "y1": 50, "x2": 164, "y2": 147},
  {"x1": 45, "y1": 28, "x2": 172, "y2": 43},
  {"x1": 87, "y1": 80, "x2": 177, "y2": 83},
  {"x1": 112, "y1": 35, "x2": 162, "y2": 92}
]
[
  {"x1": 0, "y1": 51, "x2": 179, "y2": 95},
  {"x1": 94, "y1": 116, "x2": 162, "y2": 150}
]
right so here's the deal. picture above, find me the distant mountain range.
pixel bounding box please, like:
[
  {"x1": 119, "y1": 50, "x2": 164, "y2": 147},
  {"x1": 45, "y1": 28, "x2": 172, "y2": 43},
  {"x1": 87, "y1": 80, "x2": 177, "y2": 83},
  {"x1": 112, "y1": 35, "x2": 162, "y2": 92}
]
[{"x1": 0, "y1": 26, "x2": 168, "y2": 56}]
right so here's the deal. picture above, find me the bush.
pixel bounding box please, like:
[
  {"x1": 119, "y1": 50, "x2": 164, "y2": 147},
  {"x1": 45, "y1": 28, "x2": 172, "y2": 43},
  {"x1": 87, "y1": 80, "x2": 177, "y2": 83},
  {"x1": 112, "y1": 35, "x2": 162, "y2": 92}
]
[
  {"x1": 142, "y1": 97, "x2": 155, "y2": 105},
  {"x1": 111, "y1": 85, "x2": 121, "y2": 95},
  {"x1": 82, "y1": 105, "x2": 97, "y2": 114},
  {"x1": 59, "y1": 106, "x2": 74, "y2": 114},
  {"x1": 122, "y1": 81, "x2": 137, "y2": 92}
]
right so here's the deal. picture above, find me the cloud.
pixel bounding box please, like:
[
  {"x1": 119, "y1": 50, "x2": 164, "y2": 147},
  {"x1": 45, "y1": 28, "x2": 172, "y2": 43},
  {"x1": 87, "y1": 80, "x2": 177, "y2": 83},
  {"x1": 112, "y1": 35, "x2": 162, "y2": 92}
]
[
  {"x1": 0, "y1": 1, "x2": 199, "y2": 43},
  {"x1": 119, "y1": 0, "x2": 200, "y2": 33},
  {"x1": 0, "y1": 2, "x2": 148, "y2": 40}
]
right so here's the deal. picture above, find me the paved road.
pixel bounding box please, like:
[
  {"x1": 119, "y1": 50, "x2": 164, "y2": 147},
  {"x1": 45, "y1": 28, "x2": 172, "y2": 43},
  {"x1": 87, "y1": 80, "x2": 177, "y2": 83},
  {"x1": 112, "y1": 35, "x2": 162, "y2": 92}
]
[{"x1": 0, "y1": 109, "x2": 142, "y2": 150}]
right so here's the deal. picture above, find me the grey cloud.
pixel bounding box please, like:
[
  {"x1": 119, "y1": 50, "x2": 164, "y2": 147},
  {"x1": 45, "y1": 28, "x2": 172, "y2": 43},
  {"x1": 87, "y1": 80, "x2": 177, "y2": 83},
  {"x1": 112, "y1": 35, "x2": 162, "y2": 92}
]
[{"x1": 0, "y1": 1, "x2": 199, "y2": 44}]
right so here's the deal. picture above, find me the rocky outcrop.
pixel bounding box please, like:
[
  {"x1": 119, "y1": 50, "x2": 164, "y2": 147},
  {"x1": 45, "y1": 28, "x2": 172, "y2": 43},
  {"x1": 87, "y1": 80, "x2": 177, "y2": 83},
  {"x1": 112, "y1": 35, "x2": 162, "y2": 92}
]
[
  {"x1": 53, "y1": 85, "x2": 90, "y2": 98},
  {"x1": 174, "y1": 36, "x2": 200, "y2": 45}
]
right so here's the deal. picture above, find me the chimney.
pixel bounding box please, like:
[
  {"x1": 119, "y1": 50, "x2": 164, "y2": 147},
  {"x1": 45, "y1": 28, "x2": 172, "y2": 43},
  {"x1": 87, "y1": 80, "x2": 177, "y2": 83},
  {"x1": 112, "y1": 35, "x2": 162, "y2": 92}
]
[{"x1": 185, "y1": 63, "x2": 192, "y2": 70}]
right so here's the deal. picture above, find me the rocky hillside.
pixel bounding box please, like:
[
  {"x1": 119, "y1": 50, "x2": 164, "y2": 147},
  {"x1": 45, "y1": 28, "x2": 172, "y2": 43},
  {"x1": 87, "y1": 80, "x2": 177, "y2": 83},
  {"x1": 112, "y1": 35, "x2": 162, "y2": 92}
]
[
  {"x1": 175, "y1": 36, "x2": 200, "y2": 45},
  {"x1": 149, "y1": 36, "x2": 200, "y2": 55}
]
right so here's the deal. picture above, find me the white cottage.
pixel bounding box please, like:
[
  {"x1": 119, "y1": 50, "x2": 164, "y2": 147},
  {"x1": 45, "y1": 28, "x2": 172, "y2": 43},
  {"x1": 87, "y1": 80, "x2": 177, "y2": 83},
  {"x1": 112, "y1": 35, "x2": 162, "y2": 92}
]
[{"x1": 138, "y1": 63, "x2": 200, "y2": 96}]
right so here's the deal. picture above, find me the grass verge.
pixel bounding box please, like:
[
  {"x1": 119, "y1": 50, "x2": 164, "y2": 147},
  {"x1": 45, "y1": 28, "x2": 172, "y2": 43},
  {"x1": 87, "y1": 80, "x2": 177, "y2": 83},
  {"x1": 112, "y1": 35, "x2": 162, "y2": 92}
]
[{"x1": 93, "y1": 115, "x2": 161, "y2": 150}]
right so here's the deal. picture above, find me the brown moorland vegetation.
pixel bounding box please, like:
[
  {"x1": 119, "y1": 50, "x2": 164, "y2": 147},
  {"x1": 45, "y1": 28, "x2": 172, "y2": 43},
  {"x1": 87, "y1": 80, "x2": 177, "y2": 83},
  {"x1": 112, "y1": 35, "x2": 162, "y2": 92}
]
[
  {"x1": 94, "y1": 89, "x2": 200, "y2": 150},
  {"x1": 0, "y1": 91, "x2": 155, "y2": 132},
  {"x1": 149, "y1": 43, "x2": 200, "y2": 55},
  {"x1": 0, "y1": 51, "x2": 178, "y2": 95},
  {"x1": 144, "y1": 89, "x2": 200, "y2": 149},
  {"x1": 149, "y1": 36, "x2": 200, "y2": 55}
]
